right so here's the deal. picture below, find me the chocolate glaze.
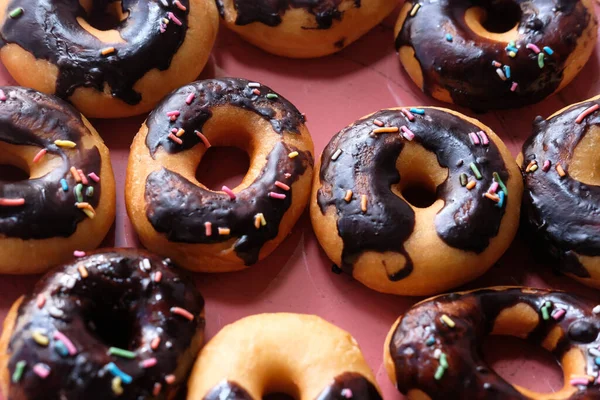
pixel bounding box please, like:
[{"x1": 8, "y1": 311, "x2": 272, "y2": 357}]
[
  {"x1": 395, "y1": 0, "x2": 595, "y2": 110},
  {"x1": 6, "y1": 249, "x2": 205, "y2": 400},
  {"x1": 0, "y1": 87, "x2": 102, "y2": 240},
  {"x1": 521, "y1": 99, "x2": 600, "y2": 278},
  {"x1": 316, "y1": 108, "x2": 509, "y2": 280},
  {"x1": 202, "y1": 373, "x2": 381, "y2": 400},
  {"x1": 217, "y1": 0, "x2": 361, "y2": 29},
  {"x1": 144, "y1": 78, "x2": 313, "y2": 265},
  {"x1": 389, "y1": 287, "x2": 600, "y2": 399},
  {"x1": 0, "y1": 0, "x2": 189, "y2": 105}
]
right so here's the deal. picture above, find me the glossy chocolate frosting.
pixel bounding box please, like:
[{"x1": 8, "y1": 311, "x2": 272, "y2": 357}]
[
  {"x1": 0, "y1": 0, "x2": 189, "y2": 105},
  {"x1": 217, "y1": 0, "x2": 361, "y2": 29},
  {"x1": 6, "y1": 249, "x2": 205, "y2": 400},
  {"x1": 521, "y1": 99, "x2": 600, "y2": 278},
  {"x1": 389, "y1": 287, "x2": 600, "y2": 399},
  {"x1": 316, "y1": 108, "x2": 509, "y2": 280},
  {"x1": 203, "y1": 373, "x2": 382, "y2": 400},
  {"x1": 395, "y1": 0, "x2": 594, "y2": 110},
  {"x1": 144, "y1": 78, "x2": 313, "y2": 265},
  {"x1": 0, "y1": 87, "x2": 102, "y2": 240}
]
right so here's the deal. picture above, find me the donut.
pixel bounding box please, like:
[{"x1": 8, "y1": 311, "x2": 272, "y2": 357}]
[
  {"x1": 520, "y1": 95, "x2": 600, "y2": 289},
  {"x1": 0, "y1": 0, "x2": 219, "y2": 118},
  {"x1": 384, "y1": 287, "x2": 600, "y2": 399},
  {"x1": 0, "y1": 248, "x2": 205, "y2": 399},
  {"x1": 187, "y1": 313, "x2": 382, "y2": 400},
  {"x1": 216, "y1": 0, "x2": 397, "y2": 58},
  {"x1": 310, "y1": 107, "x2": 523, "y2": 296},
  {"x1": 126, "y1": 78, "x2": 314, "y2": 272},
  {"x1": 394, "y1": 0, "x2": 598, "y2": 110},
  {"x1": 0, "y1": 87, "x2": 115, "y2": 275}
]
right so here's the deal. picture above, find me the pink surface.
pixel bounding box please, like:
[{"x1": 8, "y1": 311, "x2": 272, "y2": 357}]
[{"x1": 1, "y1": 4, "x2": 600, "y2": 399}]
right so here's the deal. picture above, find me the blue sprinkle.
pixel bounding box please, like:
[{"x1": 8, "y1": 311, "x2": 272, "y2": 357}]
[
  {"x1": 445, "y1": 33, "x2": 453, "y2": 42},
  {"x1": 543, "y1": 46, "x2": 554, "y2": 55},
  {"x1": 54, "y1": 341, "x2": 69, "y2": 357},
  {"x1": 505, "y1": 46, "x2": 519, "y2": 53},
  {"x1": 426, "y1": 336, "x2": 435, "y2": 346},
  {"x1": 503, "y1": 65, "x2": 511, "y2": 79},
  {"x1": 496, "y1": 191, "x2": 505, "y2": 208},
  {"x1": 595, "y1": 357, "x2": 600, "y2": 366},
  {"x1": 509, "y1": 40, "x2": 515, "y2": 47},
  {"x1": 106, "y1": 362, "x2": 132, "y2": 384},
  {"x1": 60, "y1": 179, "x2": 69, "y2": 192},
  {"x1": 409, "y1": 108, "x2": 425, "y2": 115}
]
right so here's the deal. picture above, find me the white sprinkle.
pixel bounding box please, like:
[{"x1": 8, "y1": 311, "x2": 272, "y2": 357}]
[
  {"x1": 589, "y1": 348, "x2": 600, "y2": 357},
  {"x1": 248, "y1": 82, "x2": 261, "y2": 88},
  {"x1": 593, "y1": 305, "x2": 600, "y2": 314},
  {"x1": 160, "y1": 0, "x2": 169, "y2": 6},
  {"x1": 433, "y1": 348, "x2": 442, "y2": 359},
  {"x1": 140, "y1": 259, "x2": 151, "y2": 271},
  {"x1": 496, "y1": 68, "x2": 507, "y2": 81},
  {"x1": 331, "y1": 149, "x2": 343, "y2": 161}
]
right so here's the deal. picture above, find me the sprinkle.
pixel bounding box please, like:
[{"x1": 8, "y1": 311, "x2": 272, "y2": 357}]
[
  {"x1": 508, "y1": 51, "x2": 516, "y2": 58},
  {"x1": 530, "y1": 164, "x2": 538, "y2": 172},
  {"x1": 556, "y1": 163, "x2": 566, "y2": 178},
  {"x1": 542, "y1": 160, "x2": 551, "y2": 172},
  {"x1": 109, "y1": 347, "x2": 136, "y2": 359},
  {"x1": 459, "y1": 173, "x2": 467, "y2": 187},
  {"x1": 505, "y1": 46, "x2": 519, "y2": 53},
  {"x1": 86, "y1": 186, "x2": 94, "y2": 198},
  {"x1": 258, "y1": 213, "x2": 267, "y2": 226},
  {"x1": 541, "y1": 306, "x2": 550, "y2": 320},
  {"x1": 269, "y1": 192, "x2": 286, "y2": 200},
  {"x1": 373, "y1": 119, "x2": 384, "y2": 127},
  {"x1": 101, "y1": 47, "x2": 115, "y2": 56},
  {"x1": 168, "y1": 133, "x2": 183, "y2": 144},
  {"x1": 222, "y1": 185, "x2": 236, "y2": 200},
  {"x1": 538, "y1": 53, "x2": 545, "y2": 68},
  {"x1": 171, "y1": 306, "x2": 194, "y2": 321},
  {"x1": 344, "y1": 190, "x2": 353, "y2": 202},
  {"x1": 478, "y1": 131, "x2": 489, "y2": 146},
  {"x1": 167, "y1": 12, "x2": 182, "y2": 25},
  {"x1": 503, "y1": 65, "x2": 511, "y2": 79},
  {"x1": 570, "y1": 378, "x2": 591, "y2": 387},
  {"x1": 288, "y1": 151, "x2": 299, "y2": 158},
  {"x1": 33, "y1": 364, "x2": 50, "y2": 379},
  {"x1": 32, "y1": 149, "x2": 48, "y2": 163},
  {"x1": 409, "y1": 3, "x2": 421, "y2": 17},
  {"x1": 36, "y1": 294, "x2": 46, "y2": 308},
  {"x1": 9, "y1": 7, "x2": 23, "y2": 19},
  {"x1": 496, "y1": 190, "x2": 505, "y2": 208},
  {"x1": 106, "y1": 363, "x2": 132, "y2": 384},
  {"x1": 60, "y1": 179, "x2": 69, "y2": 191},
  {"x1": 53, "y1": 341, "x2": 69, "y2": 357},
  {"x1": 469, "y1": 132, "x2": 480, "y2": 145},
  {"x1": 195, "y1": 131, "x2": 211, "y2": 148},
  {"x1": 173, "y1": 0, "x2": 187, "y2": 10},
  {"x1": 166, "y1": 111, "x2": 180, "y2": 117},
  {"x1": 593, "y1": 305, "x2": 600, "y2": 314},
  {"x1": 400, "y1": 126, "x2": 415, "y2": 141},
  {"x1": 409, "y1": 108, "x2": 425, "y2": 115},
  {"x1": 53, "y1": 331, "x2": 77, "y2": 355},
  {"x1": 78, "y1": 170, "x2": 89, "y2": 185},
  {"x1": 160, "y1": 0, "x2": 168, "y2": 6},
  {"x1": 70, "y1": 167, "x2": 81, "y2": 182},
  {"x1": 139, "y1": 258, "x2": 151, "y2": 272},
  {"x1": 76, "y1": 202, "x2": 96, "y2": 219},
  {"x1": 575, "y1": 104, "x2": 599, "y2": 124},
  {"x1": 284, "y1": 173, "x2": 292, "y2": 178},
  {"x1": 0, "y1": 89, "x2": 6, "y2": 101},
  {"x1": 218, "y1": 227, "x2": 230, "y2": 235},
  {"x1": 0, "y1": 198, "x2": 25, "y2": 206},
  {"x1": 32, "y1": 331, "x2": 50, "y2": 346},
  {"x1": 434, "y1": 365, "x2": 445, "y2": 380},
  {"x1": 184, "y1": 93, "x2": 196, "y2": 106},
  {"x1": 140, "y1": 358, "x2": 157, "y2": 369},
  {"x1": 361, "y1": 195, "x2": 367, "y2": 213},
  {"x1": 470, "y1": 163, "x2": 482, "y2": 180},
  {"x1": 525, "y1": 160, "x2": 537, "y2": 173},
  {"x1": 151, "y1": 336, "x2": 161, "y2": 350},
  {"x1": 526, "y1": 43, "x2": 541, "y2": 54},
  {"x1": 543, "y1": 46, "x2": 554, "y2": 55},
  {"x1": 426, "y1": 336, "x2": 435, "y2": 346},
  {"x1": 88, "y1": 172, "x2": 100, "y2": 182},
  {"x1": 252, "y1": 89, "x2": 261, "y2": 95},
  {"x1": 488, "y1": 182, "x2": 499, "y2": 194},
  {"x1": 492, "y1": 61, "x2": 502, "y2": 68},
  {"x1": 154, "y1": 271, "x2": 162, "y2": 283},
  {"x1": 441, "y1": 314, "x2": 455, "y2": 328},
  {"x1": 112, "y1": 377, "x2": 124, "y2": 396},
  {"x1": 275, "y1": 181, "x2": 290, "y2": 191},
  {"x1": 74, "y1": 250, "x2": 86, "y2": 257},
  {"x1": 78, "y1": 265, "x2": 88, "y2": 278},
  {"x1": 254, "y1": 213, "x2": 263, "y2": 229},
  {"x1": 552, "y1": 309, "x2": 566, "y2": 321},
  {"x1": 153, "y1": 383, "x2": 162, "y2": 396},
  {"x1": 48, "y1": 307, "x2": 64, "y2": 319},
  {"x1": 496, "y1": 68, "x2": 507, "y2": 81},
  {"x1": 589, "y1": 348, "x2": 600, "y2": 357},
  {"x1": 433, "y1": 349, "x2": 442, "y2": 359},
  {"x1": 492, "y1": 172, "x2": 508, "y2": 195},
  {"x1": 510, "y1": 82, "x2": 519, "y2": 92},
  {"x1": 373, "y1": 127, "x2": 399, "y2": 134},
  {"x1": 204, "y1": 221, "x2": 212, "y2": 236},
  {"x1": 248, "y1": 82, "x2": 261, "y2": 88},
  {"x1": 12, "y1": 361, "x2": 26, "y2": 383},
  {"x1": 75, "y1": 183, "x2": 84, "y2": 203},
  {"x1": 401, "y1": 108, "x2": 415, "y2": 121},
  {"x1": 331, "y1": 149, "x2": 343, "y2": 161},
  {"x1": 341, "y1": 388, "x2": 353, "y2": 399},
  {"x1": 484, "y1": 193, "x2": 500, "y2": 203},
  {"x1": 165, "y1": 374, "x2": 176, "y2": 384},
  {"x1": 466, "y1": 181, "x2": 476, "y2": 190},
  {"x1": 171, "y1": 128, "x2": 178, "y2": 134},
  {"x1": 439, "y1": 353, "x2": 449, "y2": 369},
  {"x1": 55, "y1": 140, "x2": 76, "y2": 148},
  {"x1": 175, "y1": 128, "x2": 185, "y2": 138},
  {"x1": 265, "y1": 93, "x2": 278, "y2": 100},
  {"x1": 445, "y1": 33, "x2": 453, "y2": 42}
]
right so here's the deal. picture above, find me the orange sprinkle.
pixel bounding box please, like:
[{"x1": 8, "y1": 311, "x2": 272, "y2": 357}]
[
  {"x1": 372, "y1": 127, "x2": 399, "y2": 134},
  {"x1": 70, "y1": 166, "x2": 81, "y2": 182},
  {"x1": 150, "y1": 336, "x2": 161, "y2": 350},
  {"x1": 556, "y1": 163, "x2": 566, "y2": 177},
  {"x1": 154, "y1": 271, "x2": 162, "y2": 283},
  {"x1": 195, "y1": 131, "x2": 211, "y2": 148},
  {"x1": 466, "y1": 181, "x2": 476, "y2": 190},
  {"x1": 165, "y1": 375, "x2": 176, "y2": 385},
  {"x1": 373, "y1": 119, "x2": 384, "y2": 127},
  {"x1": 170, "y1": 307, "x2": 194, "y2": 321},
  {"x1": 33, "y1": 149, "x2": 47, "y2": 163},
  {"x1": 360, "y1": 195, "x2": 367, "y2": 213},
  {"x1": 168, "y1": 133, "x2": 182, "y2": 145},
  {"x1": 101, "y1": 47, "x2": 115, "y2": 56},
  {"x1": 484, "y1": 193, "x2": 500, "y2": 202},
  {"x1": 176, "y1": 128, "x2": 185, "y2": 137},
  {"x1": 78, "y1": 265, "x2": 88, "y2": 278},
  {"x1": 218, "y1": 227, "x2": 231, "y2": 235},
  {"x1": 254, "y1": 214, "x2": 261, "y2": 229},
  {"x1": 344, "y1": 190, "x2": 353, "y2": 202},
  {"x1": 0, "y1": 198, "x2": 25, "y2": 206}
]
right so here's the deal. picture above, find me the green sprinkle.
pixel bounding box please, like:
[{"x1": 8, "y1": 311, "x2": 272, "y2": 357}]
[
  {"x1": 9, "y1": 7, "x2": 23, "y2": 19},
  {"x1": 541, "y1": 306, "x2": 550, "y2": 320},
  {"x1": 470, "y1": 162, "x2": 482, "y2": 180},
  {"x1": 460, "y1": 173, "x2": 467, "y2": 187},
  {"x1": 75, "y1": 183, "x2": 83, "y2": 203},
  {"x1": 86, "y1": 186, "x2": 94, "y2": 197},
  {"x1": 440, "y1": 353, "x2": 449, "y2": 369},
  {"x1": 12, "y1": 360, "x2": 26, "y2": 383},
  {"x1": 545, "y1": 301, "x2": 552, "y2": 308},
  {"x1": 266, "y1": 93, "x2": 278, "y2": 100},
  {"x1": 538, "y1": 53, "x2": 544, "y2": 69},
  {"x1": 108, "y1": 347, "x2": 136, "y2": 359},
  {"x1": 493, "y1": 172, "x2": 508, "y2": 195},
  {"x1": 434, "y1": 365, "x2": 445, "y2": 380}
]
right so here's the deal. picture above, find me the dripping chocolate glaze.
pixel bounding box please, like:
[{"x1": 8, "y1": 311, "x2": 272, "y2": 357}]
[
  {"x1": 395, "y1": 0, "x2": 594, "y2": 110},
  {"x1": 7, "y1": 249, "x2": 205, "y2": 400},
  {"x1": 0, "y1": 0, "x2": 189, "y2": 105},
  {"x1": 389, "y1": 288, "x2": 600, "y2": 399},
  {"x1": 317, "y1": 108, "x2": 509, "y2": 281},
  {"x1": 217, "y1": 0, "x2": 361, "y2": 29},
  {"x1": 0, "y1": 87, "x2": 102, "y2": 240},
  {"x1": 521, "y1": 99, "x2": 600, "y2": 278},
  {"x1": 203, "y1": 373, "x2": 382, "y2": 400},
  {"x1": 144, "y1": 78, "x2": 313, "y2": 265}
]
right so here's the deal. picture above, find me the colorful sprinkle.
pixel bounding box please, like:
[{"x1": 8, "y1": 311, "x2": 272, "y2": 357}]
[
  {"x1": 165, "y1": 374, "x2": 176, "y2": 385},
  {"x1": 101, "y1": 47, "x2": 115, "y2": 56},
  {"x1": 222, "y1": 185, "x2": 236, "y2": 200},
  {"x1": 525, "y1": 160, "x2": 537, "y2": 173},
  {"x1": 469, "y1": 163, "x2": 482, "y2": 180},
  {"x1": 275, "y1": 181, "x2": 290, "y2": 191},
  {"x1": 556, "y1": 163, "x2": 566, "y2": 178},
  {"x1": 218, "y1": 227, "x2": 231, "y2": 235},
  {"x1": 503, "y1": 65, "x2": 511, "y2": 79},
  {"x1": 59, "y1": 178, "x2": 69, "y2": 191},
  {"x1": 434, "y1": 365, "x2": 445, "y2": 380},
  {"x1": 526, "y1": 43, "x2": 541, "y2": 54},
  {"x1": 575, "y1": 104, "x2": 599, "y2": 124},
  {"x1": 426, "y1": 336, "x2": 435, "y2": 346},
  {"x1": 75, "y1": 183, "x2": 84, "y2": 203},
  {"x1": 469, "y1": 132, "x2": 480, "y2": 145},
  {"x1": 70, "y1": 166, "x2": 81, "y2": 182},
  {"x1": 484, "y1": 192, "x2": 500, "y2": 203},
  {"x1": 112, "y1": 377, "x2": 124, "y2": 396},
  {"x1": 439, "y1": 353, "x2": 449, "y2": 369},
  {"x1": 88, "y1": 172, "x2": 100, "y2": 182},
  {"x1": 373, "y1": 119, "x2": 384, "y2": 127},
  {"x1": 53, "y1": 331, "x2": 77, "y2": 355},
  {"x1": 401, "y1": 108, "x2": 415, "y2": 121},
  {"x1": 54, "y1": 341, "x2": 69, "y2": 357},
  {"x1": 140, "y1": 358, "x2": 158, "y2": 369},
  {"x1": 0, "y1": 89, "x2": 6, "y2": 101},
  {"x1": 542, "y1": 160, "x2": 551, "y2": 172},
  {"x1": 171, "y1": 307, "x2": 194, "y2": 321},
  {"x1": 331, "y1": 149, "x2": 343, "y2": 161},
  {"x1": 493, "y1": 172, "x2": 508, "y2": 195},
  {"x1": 488, "y1": 182, "x2": 499, "y2": 194},
  {"x1": 538, "y1": 53, "x2": 545, "y2": 68},
  {"x1": 254, "y1": 213, "x2": 267, "y2": 229},
  {"x1": 33, "y1": 364, "x2": 50, "y2": 379},
  {"x1": 570, "y1": 377, "x2": 591, "y2": 387},
  {"x1": 106, "y1": 363, "x2": 132, "y2": 384},
  {"x1": 409, "y1": 3, "x2": 421, "y2": 17},
  {"x1": 33, "y1": 149, "x2": 47, "y2": 163},
  {"x1": 552, "y1": 308, "x2": 566, "y2": 321},
  {"x1": 496, "y1": 68, "x2": 507, "y2": 81},
  {"x1": 73, "y1": 250, "x2": 86, "y2": 258},
  {"x1": 441, "y1": 314, "x2": 455, "y2": 328},
  {"x1": 492, "y1": 61, "x2": 502, "y2": 68},
  {"x1": 360, "y1": 195, "x2": 367, "y2": 213},
  {"x1": 54, "y1": 140, "x2": 76, "y2": 148},
  {"x1": 204, "y1": 221, "x2": 212, "y2": 236},
  {"x1": 505, "y1": 46, "x2": 518, "y2": 53},
  {"x1": 185, "y1": 93, "x2": 195, "y2": 105},
  {"x1": 151, "y1": 336, "x2": 161, "y2": 350},
  {"x1": 496, "y1": 190, "x2": 505, "y2": 208},
  {"x1": 344, "y1": 190, "x2": 353, "y2": 202},
  {"x1": 341, "y1": 388, "x2": 353, "y2": 399},
  {"x1": 168, "y1": 133, "x2": 183, "y2": 144},
  {"x1": 195, "y1": 131, "x2": 212, "y2": 148},
  {"x1": 409, "y1": 108, "x2": 425, "y2": 115},
  {"x1": 167, "y1": 12, "x2": 182, "y2": 25},
  {"x1": 173, "y1": 0, "x2": 187, "y2": 10},
  {"x1": 466, "y1": 181, "x2": 476, "y2": 190},
  {"x1": 0, "y1": 198, "x2": 25, "y2": 206},
  {"x1": 252, "y1": 89, "x2": 261, "y2": 95},
  {"x1": 373, "y1": 127, "x2": 399, "y2": 134},
  {"x1": 543, "y1": 46, "x2": 554, "y2": 55},
  {"x1": 86, "y1": 186, "x2": 94, "y2": 198},
  {"x1": 109, "y1": 347, "x2": 136, "y2": 359},
  {"x1": 266, "y1": 93, "x2": 279, "y2": 100},
  {"x1": 508, "y1": 51, "x2": 516, "y2": 58},
  {"x1": 530, "y1": 164, "x2": 538, "y2": 172},
  {"x1": 12, "y1": 361, "x2": 26, "y2": 383},
  {"x1": 288, "y1": 151, "x2": 299, "y2": 158},
  {"x1": 541, "y1": 306, "x2": 550, "y2": 320},
  {"x1": 32, "y1": 331, "x2": 50, "y2": 346},
  {"x1": 510, "y1": 82, "x2": 519, "y2": 92},
  {"x1": 153, "y1": 383, "x2": 162, "y2": 396},
  {"x1": 78, "y1": 265, "x2": 88, "y2": 279},
  {"x1": 36, "y1": 294, "x2": 46, "y2": 308},
  {"x1": 445, "y1": 33, "x2": 453, "y2": 42},
  {"x1": 176, "y1": 128, "x2": 185, "y2": 137},
  {"x1": 154, "y1": 271, "x2": 162, "y2": 283},
  {"x1": 9, "y1": 7, "x2": 23, "y2": 19},
  {"x1": 78, "y1": 169, "x2": 89, "y2": 185},
  {"x1": 248, "y1": 82, "x2": 261, "y2": 88},
  {"x1": 400, "y1": 126, "x2": 415, "y2": 141},
  {"x1": 269, "y1": 192, "x2": 286, "y2": 200},
  {"x1": 166, "y1": 110, "x2": 180, "y2": 117},
  {"x1": 478, "y1": 131, "x2": 489, "y2": 145},
  {"x1": 459, "y1": 173, "x2": 467, "y2": 187}
]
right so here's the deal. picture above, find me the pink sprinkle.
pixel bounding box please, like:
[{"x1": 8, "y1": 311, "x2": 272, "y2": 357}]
[
  {"x1": 168, "y1": 133, "x2": 183, "y2": 145},
  {"x1": 36, "y1": 294, "x2": 46, "y2": 309},
  {"x1": 140, "y1": 358, "x2": 158, "y2": 369},
  {"x1": 252, "y1": 88, "x2": 261, "y2": 95},
  {"x1": 284, "y1": 173, "x2": 292, "y2": 179},
  {"x1": 154, "y1": 271, "x2": 162, "y2": 283},
  {"x1": 171, "y1": 128, "x2": 178, "y2": 134},
  {"x1": 0, "y1": 89, "x2": 6, "y2": 101},
  {"x1": 275, "y1": 181, "x2": 290, "y2": 191},
  {"x1": 510, "y1": 82, "x2": 519, "y2": 92},
  {"x1": 151, "y1": 336, "x2": 161, "y2": 350},
  {"x1": 570, "y1": 378, "x2": 590, "y2": 387},
  {"x1": 401, "y1": 108, "x2": 415, "y2": 121},
  {"x1": 552, "y1": 309, "x2": 566, "y2": 320},
  {"x1": 77, "y1": 169, "x2": 89, "y2": 185},
  {"x1": 171, "y1": 307, "x2": 194, "y2": 321},
  {"x1": 53, "y1": 331, "x2": 77, "y2": 355},
  {"x1": 33, "y1": 149, "x2": 47, "y2": 163},
  {"x1": 160, "y1": 25, "x2": 166, "y2": 34},
  {"x1": 204, "y1": 221, "x2": 212, "y2": 236},
  {"x1": 488, "y1": 182, "x2": 499, "y2": 194},
  {"x1": 400, "y1": 126, "x2": 415, "y2": 141},
  {"x1": 373, "y1": 119, "x2": 384, "y2": 127},
  {"x1": 153, "y1": 383, "x2": 162, "y2": 396},
  {"x1": 341, "y1": 388, "x2": 353, "y2": 399},
  {"x1": 542, "y1": 160, "x2": 551, "y2": 172},
  {"x1": 33, "y1": 364, "x2": 50, "y2": 379},
  {"x1": 268, "y1": 192, "x2": 286, "y2": 200},
  {"x1": 222, "y1": 185, "x2": 236, "y2": 200},
  {"x1": 575, "y1": 104, "x2": 599, "y2": 124},
  {"x1": 166, "y1": 111, "x2": 180, "y2": 117},
  {"x1": 195, "y1": 131, "x2": 211, "y2": 148},
  {"x1": 185, "y1": 93, "x2": 195, "y2": 105},
  {"x1": 526, "y1": 43, "x2": 541, "y2": 54},
  {"x1": 88, "y1": 172, "x2": 100, "y2": 183},
  {"x1": 492, "y1": 61, "x2": 502, "y2": 68},
  {"x1": 469, "y1": 132, "x2": 480, "y2": 145},
  {"x1": 478, "y1": 131, "x2": 489, "y2": 145},
  {"x1": 0, "y1": 198, "x2": 25, "y2": 206},
  {"x1": 174, "y1": 0, "x2": 187, "y2": 10},
  {"x1": 165, "y1": 374, "x2": 176, "y2": 385},
  {"x1": 167, "y1": 12, "x2": 182, "y2": 26},
  {"x1": 73, "y1": 251, "x2": 86, "y2": 257}
]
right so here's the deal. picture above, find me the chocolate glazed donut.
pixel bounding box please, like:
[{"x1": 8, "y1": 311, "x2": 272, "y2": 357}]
[
  {"x1": 394, "y1": 0, "x2": 598, "y2": 110},
  {"x1": 385, "y1": 287, "x2": 600, "y2": 399},
  {"x1": 521, "y1": 96, "x2": 600, "y2": 287},
  {"x1": 0, "y1": 249, "x2": 205, "y2": 400}
]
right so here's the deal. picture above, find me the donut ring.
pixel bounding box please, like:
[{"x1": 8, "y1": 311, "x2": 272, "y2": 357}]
[
  {"x1": 0, "y1": 0, "x2": 219, "y2": 118},
  {"x1": 0, "y1": 87, "x2": 115, "y2": 275},
  {"x1": 394, "y1": 0, "x2": 598, "y2": 109},
  {"x1": 384, "y1": 287, "x2": 600, "y2": 399},
  {"x1": 311, "y1": 107, "x2": 523, "y2": 296},
  {"x1": 126, "y1": 78, "x2": 314, "y2": 272},
  {"x1": 216, "y1": 0, "x2": 397, "y2": 58},
  {"x1": 187, "y1": 313, "x2": 382, "y2": 400},
  {"x1": 519, "y1": 94, "x2": 600, "y2": 289},
  {"x1": 0, "y1": 249, "x2": 205, "y2": 399}
]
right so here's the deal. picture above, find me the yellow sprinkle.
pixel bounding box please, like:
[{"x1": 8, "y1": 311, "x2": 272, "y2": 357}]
[
  {"x1": 441, "y1": 314, "x2": 455, "y2": 328},
  {"x1": 32, "y1": 331, "x2": 49, "y2": 346},
  {"x1": 525, "y1": 160, "x2": 537, "y2": 173},
  {"x1": 101, "y1": 47, "x2": 116, "y2": 56},
  {"x1": 112, "y1": 377, "x2": 124, "y2": 396},
  {"x1": 78, "y1": 265, "x2": 88, "y2": 279},
  {"x1": 410, "y1": 3, "x2": 421, "y2": 17},
  {"x1": 176, "y1": 128, "x2": 185, "y2": 137},
  {"x1": 254, "y1": 214, "x2": 261, "y2": 229},
  {"x1": 466, "y1": 181, "x2": 476, "y2": 190},
  {"x1": 344, "y1": 190, "x2": 353, "y2": 202},
  {"x1": 218, "y1": 227, "x2": 230, "y2": 235},
  {"x1": 288, "y1": 151, "x2": 299, "y2": 159},
  {"x1": 530, "y1": 164, "x2": 538, "y2": 172},
  {"x1": 556, "y1": 163, "x2": 566, "y2": 178},
  {"x1": 54, "y1": 140, "x2": 77, "y2": 148},
  {"x1": 259, "y1": 213, "x2": 266, "y2": 226},
  {"x1": 360, "y1": 195, "x2": 367, "y2": 213}
]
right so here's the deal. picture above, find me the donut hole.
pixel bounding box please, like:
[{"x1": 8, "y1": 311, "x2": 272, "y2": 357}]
[
  {"x1": 83, "y1": 0, "x2": 129, "y2": 31},
  {"x1": 195, "y1": 146, "x2": 251, "y2": 191},
  {"x1": 569, "y1": 125, "x2": 600, "y2": 186},
  {"x1": 0, "y1": 164, "x2": 29, "y2": 182},
  {"x1": 465, "y1": 3, "x2": 521, "y2": 40},
  {"x1": 84, "y1": 301, "x2": 135, "y2": 349},
  {"x1": 400, "y1": 182, "x2": 438, "y2": 209},
  {"x1": 263, "y1": 394, "x2": 296, "y2": 400}
]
